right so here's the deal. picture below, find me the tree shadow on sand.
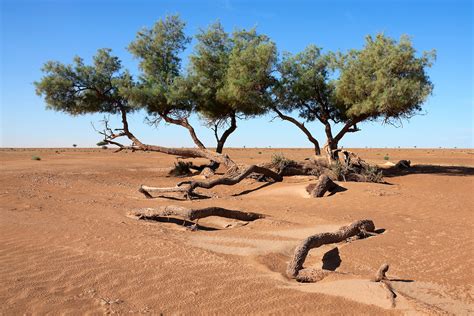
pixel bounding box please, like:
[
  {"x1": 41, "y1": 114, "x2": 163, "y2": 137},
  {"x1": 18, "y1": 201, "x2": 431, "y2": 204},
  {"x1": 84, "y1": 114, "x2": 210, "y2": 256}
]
[{"x1": 383, "y1": 164, "x2": 474, "y2": 178}]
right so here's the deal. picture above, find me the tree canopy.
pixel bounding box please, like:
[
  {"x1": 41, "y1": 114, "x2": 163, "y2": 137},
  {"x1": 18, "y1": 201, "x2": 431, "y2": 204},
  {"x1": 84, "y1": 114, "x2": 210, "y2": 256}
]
[
  {"x1": 35, "y1": 16, "x2": 435, "y2": 158},
  {"x1": 272, "y1": 33, "x2": 435, "y2": 155},
  {"x1": 35, "y1": 48, "x2": 134, "y2": 115}
]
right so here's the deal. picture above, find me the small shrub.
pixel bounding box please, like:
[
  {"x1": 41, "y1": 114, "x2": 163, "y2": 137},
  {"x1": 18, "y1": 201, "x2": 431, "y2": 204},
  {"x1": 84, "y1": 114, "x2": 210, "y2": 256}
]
[
  {"x1": 96, "y1": 141, "x2": 108, "y2": 146},
  {"x1": 362, "y1": 165, "x2": 384, "y2": 183},
  {"x1": 101, "y1": 145, "x2": 108, "y2": 150},
  {"x1": 258, "y1": 151, "x2": 262, "y2": 154},
  {"x1": 271, "y1": 153, "x2": 296, "y2": 171},
  {"x1": 169, "y1": 161, "x2": 193, "y2": 177},
  {"x1": 72, "y1": 144, "x2": 77, "y2": 148},
  {"x1": 329, "y1": 161, "x2": 350, "y2": 181},
  {"x1": 31, "y1": 156, "x2": 41, "y2": 161},
  {"x1": 383, "y1": 154, "x2": 390, "y2": 161}
]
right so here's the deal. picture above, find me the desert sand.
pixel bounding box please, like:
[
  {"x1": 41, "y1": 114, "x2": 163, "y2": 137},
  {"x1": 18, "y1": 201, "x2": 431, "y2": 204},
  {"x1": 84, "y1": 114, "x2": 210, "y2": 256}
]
[{"x1": 1, "y1": 148, "x2": 473, "y2": 314}]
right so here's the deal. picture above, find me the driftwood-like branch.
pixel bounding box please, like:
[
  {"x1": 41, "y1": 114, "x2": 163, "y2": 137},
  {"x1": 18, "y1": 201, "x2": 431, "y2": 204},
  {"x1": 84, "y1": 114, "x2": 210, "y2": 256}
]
[
  {"x1": 127, "y1": 205, "x2": 264, "y2": 222},
  {"x1": 373, "y1": 263, "x2": 390, "y2": 282},
  {"x1": 287, "y1": 219, "x2": 376, "y2": 281},
  {"x1": 306, "y1": 174, "x2": 344, "y2": 197},
  {"x1": 139, "y1": 164, "x2": 283, "y2": 199},
  {"x1": 372, "y1": 263, "x2": 396, "y2": 307}
]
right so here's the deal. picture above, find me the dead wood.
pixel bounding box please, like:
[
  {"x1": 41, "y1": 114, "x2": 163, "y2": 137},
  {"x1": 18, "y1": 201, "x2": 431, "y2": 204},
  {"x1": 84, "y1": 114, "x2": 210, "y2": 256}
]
[
  {"x1": 395, "y1": 160, "x2": 411, "y2": 169},
  {"x1": 373, "y1": 263, "x2": 390, "y2": 282},
  {"x1": 127, "y1": 205, "x2": 264, "y2": 222},
  {"x1": 295, "y1": 268, "x2": 331, "y2": 283},
  {"x1": 139, "y1": 164, "x2": 283, "y2": 199},
  {"x1": 372, "y1": 263, "x2": 396, "y2": 307},
  {"x1": 287, "y1": 219, "x2": 376, "y2": 280},
  {"x1": 306, "y1": 174, "x2": 343, "y2": 197}
]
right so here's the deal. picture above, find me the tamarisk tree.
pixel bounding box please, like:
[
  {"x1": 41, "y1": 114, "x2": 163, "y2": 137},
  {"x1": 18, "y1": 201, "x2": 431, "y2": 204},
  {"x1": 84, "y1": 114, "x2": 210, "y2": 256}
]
[
  {"x1": 273, "y1": 34, "x2": 435, "y2": 158},
  {"x1": 182, "y1": 21, "x2": 276, "y2": 153},
  {"x1": 35, "y1": 16, "x2": 282, "y2": 198}
]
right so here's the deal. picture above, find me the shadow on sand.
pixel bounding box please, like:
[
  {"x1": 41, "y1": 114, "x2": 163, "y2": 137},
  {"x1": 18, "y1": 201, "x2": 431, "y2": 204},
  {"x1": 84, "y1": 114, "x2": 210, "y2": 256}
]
[{"x1": 383, "y1": 164, "x2": 474, "y2": 177}]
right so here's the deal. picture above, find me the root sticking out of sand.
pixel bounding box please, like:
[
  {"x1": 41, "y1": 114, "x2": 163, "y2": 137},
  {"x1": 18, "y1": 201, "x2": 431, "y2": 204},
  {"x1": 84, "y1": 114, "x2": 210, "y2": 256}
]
[{"x1": 287, "y1": 219, "x2": 377, "y2": 281}]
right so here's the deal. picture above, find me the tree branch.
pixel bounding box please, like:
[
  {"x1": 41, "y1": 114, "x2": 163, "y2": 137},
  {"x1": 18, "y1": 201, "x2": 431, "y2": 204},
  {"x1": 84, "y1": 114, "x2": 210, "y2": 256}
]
[{"x1": 271, "y1": 107, "x2": 321, "y2": 155}]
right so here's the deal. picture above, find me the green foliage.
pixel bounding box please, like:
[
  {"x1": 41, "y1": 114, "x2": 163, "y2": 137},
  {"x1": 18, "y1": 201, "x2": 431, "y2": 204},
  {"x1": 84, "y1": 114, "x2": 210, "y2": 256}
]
[
  {"x1": 169, "y1": 161, "x2": 193, "y2": 177},
  {"x1": 384, "y1": 154, "x2": 390, "y2": 160},
  {"x1": 127, "y1": 15, "x2": 192, "y2": 117},
  {"x1": 335, "y1": 34, "x2": 436, "y2": 122},
  {"x1": 96, "y1": 141, "x2": 108, "y2": 146},
  {"x1": 186, "y1": 23, "x2": 276, "y2": 124},
  {"x1": 273, "y1": 33, "x2": 435, "y2": 145},
  {"x1": 275, "y1": 45, "x2": 341, "y2": 121},
  {"x1": 31, "y1": 156, "x2": 41, "y2": 161},
  {"x1": 218, "y1": 28, "x2": 276, "y2": 116},
  {"x1": 35, "y1": 48, "x2": 134, "y2": 115}
]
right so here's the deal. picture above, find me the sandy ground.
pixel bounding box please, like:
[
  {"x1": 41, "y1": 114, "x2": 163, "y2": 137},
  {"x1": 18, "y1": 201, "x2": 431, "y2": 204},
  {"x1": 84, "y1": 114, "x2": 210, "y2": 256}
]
[{"x1": 1, "y1": 148, "x2": 473, "y2": 315}]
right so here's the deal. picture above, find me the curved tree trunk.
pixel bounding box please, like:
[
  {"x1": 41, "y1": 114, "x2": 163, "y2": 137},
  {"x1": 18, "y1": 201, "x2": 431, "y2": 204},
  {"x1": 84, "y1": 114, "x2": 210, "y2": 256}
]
[
  {"x1": 215, "y1": 113, "x2": 237, "y2": 154},
  {"x1": 287, "y1": 219, "x2": 376, "y2": 280},
  {"x1": 161, "y1": 114, "x2": 206, "y2": 150},
  {"x1": 139, "y1": 164, "x2": 283, "y2": 199},
  {"x1": 272, "y1": 107, "x2": 321, "y2": 155}
]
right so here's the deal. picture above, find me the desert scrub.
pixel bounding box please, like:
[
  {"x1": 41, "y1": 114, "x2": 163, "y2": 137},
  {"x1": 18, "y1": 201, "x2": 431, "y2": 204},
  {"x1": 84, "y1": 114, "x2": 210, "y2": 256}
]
[
  {"x1": 329, "y1": 161, "x2": 350, "y2": 181},
  {"x1": 383, "y1": 154, "x2": 390, "y2": 161},
  {"x1": 96, "y1": 141, "x2": 108, "y2": 146},
  {"x1": 361, "y1": 165, "x2": 384, "y2": 183},
  {"x1": 169, "y1": 161, "x2": 193, "y2": 177},
  {"x1": 31, "y1": 156, "x2": 41, "y2": 161},
  {"x1": 330, "y1": 161, "x2": 383, "y2": 183},
  {"x1": 271, "y1": 153, "x2": 297, "y2": 172}
]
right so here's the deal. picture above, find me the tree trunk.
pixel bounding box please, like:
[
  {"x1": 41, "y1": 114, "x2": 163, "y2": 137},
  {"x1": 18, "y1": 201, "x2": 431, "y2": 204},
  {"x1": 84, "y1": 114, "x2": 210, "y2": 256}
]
[
  {"x1": 128, "y1": 205, "x2": 264, "y2": 222},
  {"x1": 139, "y1": 164, "x2": 283, "y2": 199},
  {"x1": 215, "y1": 113, "x2": 237, "y2": 154},
  {"x1": 287, "y1": 219, "x2": 376, "y2": 281},
  {"x1": 305, "y1": 174, "x2": 342, "y2": 197},
  {"x1": 272, "y1": 107, "x2": 321, "y2": 155}
]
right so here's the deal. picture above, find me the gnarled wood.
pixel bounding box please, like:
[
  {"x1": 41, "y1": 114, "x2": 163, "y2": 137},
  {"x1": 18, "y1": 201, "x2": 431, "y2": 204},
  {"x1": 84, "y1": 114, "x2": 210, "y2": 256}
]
[
  {"x1": 127, "y1": 205, "x2": 264, "y2": 222},
  {"x1": 287, "y1": 219, "x2": 376, "y2": 280},
  {"x1": 372, "y1": 263, "x2": 396, "y2": 307},
  {"x1": 373, "y1": 263, "x2": 390, "y2": 282},
  {"x1": 306, "y1": 174, "x2": 342, "y2": 197},
  {"x1": 139, "y1": 164, "x2": 283, "y2": 199}
]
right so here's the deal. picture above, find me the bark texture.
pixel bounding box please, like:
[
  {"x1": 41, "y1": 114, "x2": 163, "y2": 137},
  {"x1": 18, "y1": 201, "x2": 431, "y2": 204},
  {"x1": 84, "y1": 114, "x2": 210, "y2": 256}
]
[
  {"x1": 306, "y1": 174, "x2": 342, "y2": 197},
  {"x1": 139, "y1": 164, "x2": 283, "y2": 199},
  {"x1": 128, "y1": 205, "x2": 264, "y2": 222},
  {"x1": 287, "y1": 219, "x2": 376, "y2": 280},
  {"x1": 372, "y1": 263, "x2": 396, "y2": 307}
]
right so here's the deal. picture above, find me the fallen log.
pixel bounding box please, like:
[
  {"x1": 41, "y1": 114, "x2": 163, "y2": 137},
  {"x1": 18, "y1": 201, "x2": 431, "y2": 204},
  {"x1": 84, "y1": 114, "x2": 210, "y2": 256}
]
[
  {"x1": 306, "y1": 174, "x2": 344, "y2": 197},
  {"x1": 287, "y1": 219, "x2": 376, "y2": 280},
  {"x1": 139, "y1": 164, "x2": 283, "y2": 199},
  {"x1": 128, "y1": 205, "x2": 264, "y2": 222}
]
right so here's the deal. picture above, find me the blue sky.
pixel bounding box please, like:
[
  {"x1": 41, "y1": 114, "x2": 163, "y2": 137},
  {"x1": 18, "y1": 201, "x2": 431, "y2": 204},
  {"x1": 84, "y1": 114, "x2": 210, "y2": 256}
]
[{"x1": 1, "y1": 0, "x2": 472, "y2": 148}]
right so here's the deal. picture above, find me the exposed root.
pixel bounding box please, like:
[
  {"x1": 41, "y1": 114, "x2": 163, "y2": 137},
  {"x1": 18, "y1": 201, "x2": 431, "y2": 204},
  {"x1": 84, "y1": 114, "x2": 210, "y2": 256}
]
[
  {"x1": 287, "y1": 219, "x2": 376, "y2": 280},
  {"x1": 373, "y1": 263, "x2": 390, "y2": 282},
  {"x1": 139, "y1": 164, "x2": 283, "y2": 199},
  {"x1": 295, "y1": 268, "x2": 331, "y2": 283},
  {"x1": 306, "y1": 174, "x2": 345, "y2": 197},
  {"x1": 372, "y1": 263, "x2": 397, "y2": 308},
  {"x1": 127, "y1": 205, "x2": 264, "y2": 222}
]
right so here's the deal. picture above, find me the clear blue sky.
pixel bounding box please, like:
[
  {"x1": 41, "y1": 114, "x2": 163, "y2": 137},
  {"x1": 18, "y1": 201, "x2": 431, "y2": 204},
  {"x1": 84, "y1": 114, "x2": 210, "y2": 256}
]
[{"x1": 1, "y1": 0, "x2": 472, "y2": 148}]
